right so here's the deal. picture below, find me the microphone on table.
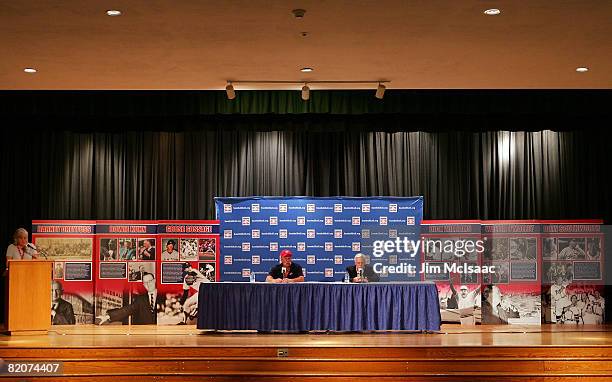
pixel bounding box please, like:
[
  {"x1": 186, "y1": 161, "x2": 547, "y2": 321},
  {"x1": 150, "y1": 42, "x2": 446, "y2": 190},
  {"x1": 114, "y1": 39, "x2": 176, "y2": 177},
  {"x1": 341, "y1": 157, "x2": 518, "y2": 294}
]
[{"x1": 358, "y1": 268, "x2": 364, "y2": 281}]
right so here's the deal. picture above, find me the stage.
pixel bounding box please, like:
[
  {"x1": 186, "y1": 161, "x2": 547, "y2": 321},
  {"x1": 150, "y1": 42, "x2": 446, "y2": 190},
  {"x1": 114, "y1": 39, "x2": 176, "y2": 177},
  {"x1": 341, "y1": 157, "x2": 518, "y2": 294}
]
[{"x1": 1, "y1": 325, "x2": 611, "y2": 381}]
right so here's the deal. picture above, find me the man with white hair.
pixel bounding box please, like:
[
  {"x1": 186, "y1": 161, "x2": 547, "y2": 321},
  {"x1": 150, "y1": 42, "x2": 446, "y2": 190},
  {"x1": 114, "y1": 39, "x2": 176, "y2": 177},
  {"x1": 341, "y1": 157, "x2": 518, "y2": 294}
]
[{"x1": 345, "y1": 253, "x2": 380, "y2": 283}]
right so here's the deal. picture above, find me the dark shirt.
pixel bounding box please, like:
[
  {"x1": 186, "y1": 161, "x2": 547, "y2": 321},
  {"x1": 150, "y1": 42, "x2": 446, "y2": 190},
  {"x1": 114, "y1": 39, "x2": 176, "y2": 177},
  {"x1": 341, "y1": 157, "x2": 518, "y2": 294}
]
[
  {"x1": 108, "y1": 293, "x2": 162, "y2": 325},
  {"x1": 268, "y1": 262, "x2": 303, "y2": 279},
  {"x1": 345, "y1": 264, "x2": 380, "y2": 282}
]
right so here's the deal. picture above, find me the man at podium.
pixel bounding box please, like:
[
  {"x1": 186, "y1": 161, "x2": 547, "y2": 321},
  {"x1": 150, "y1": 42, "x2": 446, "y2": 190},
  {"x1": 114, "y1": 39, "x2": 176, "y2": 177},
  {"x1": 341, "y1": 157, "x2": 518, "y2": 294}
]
[{"x1": 5, "y1": 228, "x2": 39, "y2": 263}]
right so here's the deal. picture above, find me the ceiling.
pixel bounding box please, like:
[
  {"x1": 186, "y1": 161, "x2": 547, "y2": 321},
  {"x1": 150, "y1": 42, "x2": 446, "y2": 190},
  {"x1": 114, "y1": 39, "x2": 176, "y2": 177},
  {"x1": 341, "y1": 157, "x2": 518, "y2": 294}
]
[{"x1": 1, "y1": 1, "x2": 611, "y2": 90}]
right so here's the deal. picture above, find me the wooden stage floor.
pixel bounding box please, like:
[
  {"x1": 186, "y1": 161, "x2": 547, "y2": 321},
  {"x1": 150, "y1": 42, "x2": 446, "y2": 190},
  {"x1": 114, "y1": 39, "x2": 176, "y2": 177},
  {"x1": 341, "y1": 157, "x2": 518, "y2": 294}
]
[
  {"x1": 1, "y1": 325, "x2": 611, "y2": 381},
  {"x1": 1, "y1": 324, "x2": 611, "y2": 348}
]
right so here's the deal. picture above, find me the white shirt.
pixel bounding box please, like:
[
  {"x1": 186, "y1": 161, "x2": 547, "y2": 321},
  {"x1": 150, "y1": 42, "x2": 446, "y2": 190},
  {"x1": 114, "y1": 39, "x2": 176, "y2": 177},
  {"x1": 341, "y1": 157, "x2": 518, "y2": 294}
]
[{"x1": 6, "y1": 244, "x2": 36, "y2": 264}]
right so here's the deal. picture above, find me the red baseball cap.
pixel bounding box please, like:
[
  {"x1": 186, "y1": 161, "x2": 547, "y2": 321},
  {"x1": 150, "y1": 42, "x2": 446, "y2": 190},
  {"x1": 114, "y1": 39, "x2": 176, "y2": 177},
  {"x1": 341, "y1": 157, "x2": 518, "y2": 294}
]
[{"x1": 280, "y1": 249, "x2": 293, "y2": 258}]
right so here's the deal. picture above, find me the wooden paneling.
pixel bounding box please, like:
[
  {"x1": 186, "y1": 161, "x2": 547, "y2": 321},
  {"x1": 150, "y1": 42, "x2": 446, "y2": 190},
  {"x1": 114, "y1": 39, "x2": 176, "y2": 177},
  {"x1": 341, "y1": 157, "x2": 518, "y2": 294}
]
[{"x1": 0, "y1": 325, "x2": 610, "y2": 381}]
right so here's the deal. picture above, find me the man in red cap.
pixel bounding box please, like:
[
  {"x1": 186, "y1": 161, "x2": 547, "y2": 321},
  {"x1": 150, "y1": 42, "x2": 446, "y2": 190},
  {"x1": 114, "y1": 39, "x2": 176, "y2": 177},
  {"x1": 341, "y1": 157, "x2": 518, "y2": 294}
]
[{"x1": 265, "y1": 249, "x2": 305, "y2": 283}]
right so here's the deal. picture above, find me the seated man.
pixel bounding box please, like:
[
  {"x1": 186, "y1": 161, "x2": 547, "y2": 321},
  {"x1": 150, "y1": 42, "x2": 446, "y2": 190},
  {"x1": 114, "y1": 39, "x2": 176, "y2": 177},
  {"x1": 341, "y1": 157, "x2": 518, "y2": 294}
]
[
  {"x1": 266, "y1": 249, "x2": 304, "y2": 283},
  {"x1": 345, "y1": 253, "x2": 379, "y2": 282}
]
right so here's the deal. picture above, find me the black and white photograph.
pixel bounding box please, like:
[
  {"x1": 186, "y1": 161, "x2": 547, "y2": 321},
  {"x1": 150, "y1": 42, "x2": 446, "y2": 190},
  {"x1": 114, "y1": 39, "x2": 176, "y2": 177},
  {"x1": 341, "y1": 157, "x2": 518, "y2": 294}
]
[
  {"x1": 483, "y1": 238, "x2": 509, "y2": 261},
  {"x1": 586, "y1": 237, "x2": 602, "y2": 260},
  {"x1": 542, "y1": 237, "x2": 558, "y2": 260},
  {"x1": 509, "y1": 238, "x2": 537, "y2": 260},
  {"x1": 128, "y1": 261, "x2": 155, "y2": 282},
  {"x1": 199, "y1": 262, "x2": 216, "y2": 282},
  {"x1": 35, "y1": 237, "x2": 93, "y2": 261},
  {"x1": 543, "y1": 261, "x2": 573, "y2": 284},
  {"x1": 180, "y1": 238, "x2": 198, "y2": 261},
  {"x1": 557, "y1": 238, "x2": 586, "y2": 260},
  {"x1": 100, "y1": 238, "x2": 118, "y2": 261}
]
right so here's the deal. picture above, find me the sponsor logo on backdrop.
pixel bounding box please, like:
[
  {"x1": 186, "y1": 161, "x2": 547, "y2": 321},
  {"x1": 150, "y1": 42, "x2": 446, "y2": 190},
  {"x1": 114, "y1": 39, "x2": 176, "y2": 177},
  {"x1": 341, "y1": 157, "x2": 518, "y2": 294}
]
[
  {"x1": 251, "y1": 229, "x2": 260, "y2": 238},
  {"x1": 224, "y1": 256, "x2": 233, "y2": 264},
  {"x1": 224, "y1": 230, "x2": 233, "y2": 239},
  {"x1": 242, "y1": 217, "x2": 250, "y2": 226},
  {"x1": 362, "y1": 229, "x2": 370, "y2": 239},
  {"x1": 334, "y1": 229, "x2": 343, "y2": 239},
  {"x1": 389, "y1": 229, "x2": 397, "y2": 238},
  {"x1": 380, "y1": 216, "x2": 388, "y2": 226},
  {"x1": 297, "y1": 242, "x2": 306, "y2": 251},
  {"x1": 297, "y1": 216, "x2": 306, "y2": 225},
  {"x1": 251, "y1": 203, "x2": 260, "y2": 213},
  {"x1": 269, "y1": 242, "x2": 278, "y2": 252},
  {"x1": 334, "y1": 255, "x2": 343, "y2": 265},
  {"x1": 269, "y1": 216, "x2": 278, "y2": 226},
  {"x1": 279, "y1": 229, "x2": 288, "y2": 239},
  {"x1": 279, "y1": 204, "x2": 288, "y2": 212},
  {"x1": 407, "y1": 217, "x2": 415, "y2": 225},
  {"x1": 307, "y1": 255, "x2": 316, "y2": 264},
  {"x1": 362, "y1": 203, "x2": 370, "y2": 213},
  {"x1": 224, "y1": 204, "x2": 232, "y2": 213},
  {"x1": 307, "y1": 229, "x2": 315, "y2": 238},
  {"x1": 352, "y1": 217, "x2": 361, "y2": 226},
  {"x1": 325, "y1": 216, "x2": 333, "y2": 225},
  {"x1": 325, "y1": 268, "x2": 334, "y2": 278},
  {"x1": 334, "y1": 204, "x2": 343, "y2": 213},
  {"x1": 389, "y1": 204, "x2": 397, "y2": 213},
  {"x1": 241, "y1": 269, "x2": 251, "y2": 277},
  {"x1": 242, "y1": 242, "x2": 251, "y2": 251},
  {"x1": 307, "y1": 204, "x2": 315, "y2": 213},
  {"x1": 325, "y1": 242, "x2": 333, "y2": 251},
  {"x1": 252, "y1": 255, "x2": 260, "y2": 265},
  {"x1": 352, "y1": 242, "x2": 361, "y2": 252}
]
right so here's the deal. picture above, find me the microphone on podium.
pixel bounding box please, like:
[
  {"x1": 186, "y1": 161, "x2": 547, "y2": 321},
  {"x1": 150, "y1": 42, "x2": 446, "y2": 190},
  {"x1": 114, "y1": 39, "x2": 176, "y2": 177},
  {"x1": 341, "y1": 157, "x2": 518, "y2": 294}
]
[{"x1": 27, "y1": 243, "x2": 47, "y2": 259}]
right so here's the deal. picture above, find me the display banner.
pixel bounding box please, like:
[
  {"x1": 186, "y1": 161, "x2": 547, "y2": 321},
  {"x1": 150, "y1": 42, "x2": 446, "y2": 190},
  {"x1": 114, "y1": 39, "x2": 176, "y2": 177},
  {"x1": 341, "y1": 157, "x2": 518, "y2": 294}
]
[
  {"x1": 32, "y1": 220, "x2": 96, "y2": 325},
  {"x1": 420, "y1": 220, "x2": 483, "y2": 324},
  {"x1": 541, "y1": 220, "x2": 605, "y2": 324},
  {"x1": 94, "y1": 220, "x2": 158, "y2": 325},
  {"x1": 216, "y1": 196, "x2": 424, "y2": 282},
  {"x1": 157, "y1": 220, "x2": 220, "y2": 325},
  {"x1": 481, "y1": 221, "x2": 542, "y2": 325}
]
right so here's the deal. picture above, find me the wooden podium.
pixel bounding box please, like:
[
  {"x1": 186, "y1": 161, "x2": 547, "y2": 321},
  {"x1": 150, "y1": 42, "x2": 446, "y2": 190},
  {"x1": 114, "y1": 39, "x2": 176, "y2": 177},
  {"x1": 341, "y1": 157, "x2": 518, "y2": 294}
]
[{"x1": 5, "y1": 259, "x2": 53, "y2": 335}]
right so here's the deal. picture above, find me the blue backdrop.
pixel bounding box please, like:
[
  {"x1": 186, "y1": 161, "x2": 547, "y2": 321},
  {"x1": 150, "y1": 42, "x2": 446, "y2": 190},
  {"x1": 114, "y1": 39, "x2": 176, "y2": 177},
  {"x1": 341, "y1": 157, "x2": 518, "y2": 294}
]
[{"x1": 215, "y1": 196, "x2": 423, "y2": 282}]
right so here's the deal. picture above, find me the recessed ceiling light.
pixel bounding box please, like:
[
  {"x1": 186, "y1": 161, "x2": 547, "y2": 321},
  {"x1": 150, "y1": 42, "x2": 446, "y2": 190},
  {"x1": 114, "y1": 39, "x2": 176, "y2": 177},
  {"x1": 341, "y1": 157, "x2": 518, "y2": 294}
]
[
  {"x1": 23, "y1": 68, "x2": 37, "y2": 73},
  {"x1": 300, "y1": 67, "x2": 314, "y2": 73},
  {"x1": 106, "y1": 10, "x2": 122, "y2": 16},
  {"x1": 484, "y1": 9, "x2": 501, "y2": 15},
  {"x1": 576, "y1": 67, "x2": 589, "y2": 73}
]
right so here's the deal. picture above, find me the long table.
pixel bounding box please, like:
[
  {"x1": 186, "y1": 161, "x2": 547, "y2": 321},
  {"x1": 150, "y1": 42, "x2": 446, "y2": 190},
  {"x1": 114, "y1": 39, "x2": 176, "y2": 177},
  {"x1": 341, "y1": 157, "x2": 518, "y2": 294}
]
[{"x1": 197, "y1": 282, "x2": 441, "y2": 332}]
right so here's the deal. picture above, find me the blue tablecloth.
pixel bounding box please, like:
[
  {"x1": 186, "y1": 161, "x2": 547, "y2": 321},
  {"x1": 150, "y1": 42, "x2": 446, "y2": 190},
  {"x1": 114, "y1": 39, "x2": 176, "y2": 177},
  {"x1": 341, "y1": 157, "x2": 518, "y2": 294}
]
[{"x1": 197, "y1": 282, "x2": 441, "y2": 331}]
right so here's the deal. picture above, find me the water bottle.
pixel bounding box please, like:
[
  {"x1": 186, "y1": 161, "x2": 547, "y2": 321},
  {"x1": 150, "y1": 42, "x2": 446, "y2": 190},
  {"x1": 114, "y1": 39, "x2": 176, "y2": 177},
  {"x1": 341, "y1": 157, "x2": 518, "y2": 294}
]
[
  {"x1": 249, "y1": 272, "x2": 256, "y2": 283},
  {"x1": 343, "y1": 272, "x2": 349, "y2": 283}
]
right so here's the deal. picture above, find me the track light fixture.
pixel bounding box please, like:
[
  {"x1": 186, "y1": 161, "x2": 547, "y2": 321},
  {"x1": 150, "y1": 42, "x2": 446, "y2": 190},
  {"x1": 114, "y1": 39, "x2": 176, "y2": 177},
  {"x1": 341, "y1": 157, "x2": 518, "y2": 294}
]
[
  {"x1": 223, "y1": 80, "x2": 390, "y2": 101},
  {"x1": 225, "y1": 82, "x2": 236, "y2": 100},
  {"x1": 301, "y1": 83, "x2": 310, "y2": 101},
  {"x1": 375, "y1": 83, "x2": 386, "y2": 99}
]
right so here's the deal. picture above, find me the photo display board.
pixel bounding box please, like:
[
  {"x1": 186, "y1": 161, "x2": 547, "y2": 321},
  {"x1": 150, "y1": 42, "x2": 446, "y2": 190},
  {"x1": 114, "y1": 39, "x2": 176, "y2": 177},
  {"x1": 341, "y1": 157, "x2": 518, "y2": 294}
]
[
  {"x1": 420, "y1": 220, "x2": 483, "y2": 324},
  {"x1": 541, "y1": 220, "x2": 605, "y2": 325},
  {"x1": 94, "y1": 221, "x2": 158, "y2": 325},
  {"x1": 157, "y1": 220, "x2": 220, "y2": 325},
  {"x1": 32, "y1": 220, "x2": 96, "y2": 325}
]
